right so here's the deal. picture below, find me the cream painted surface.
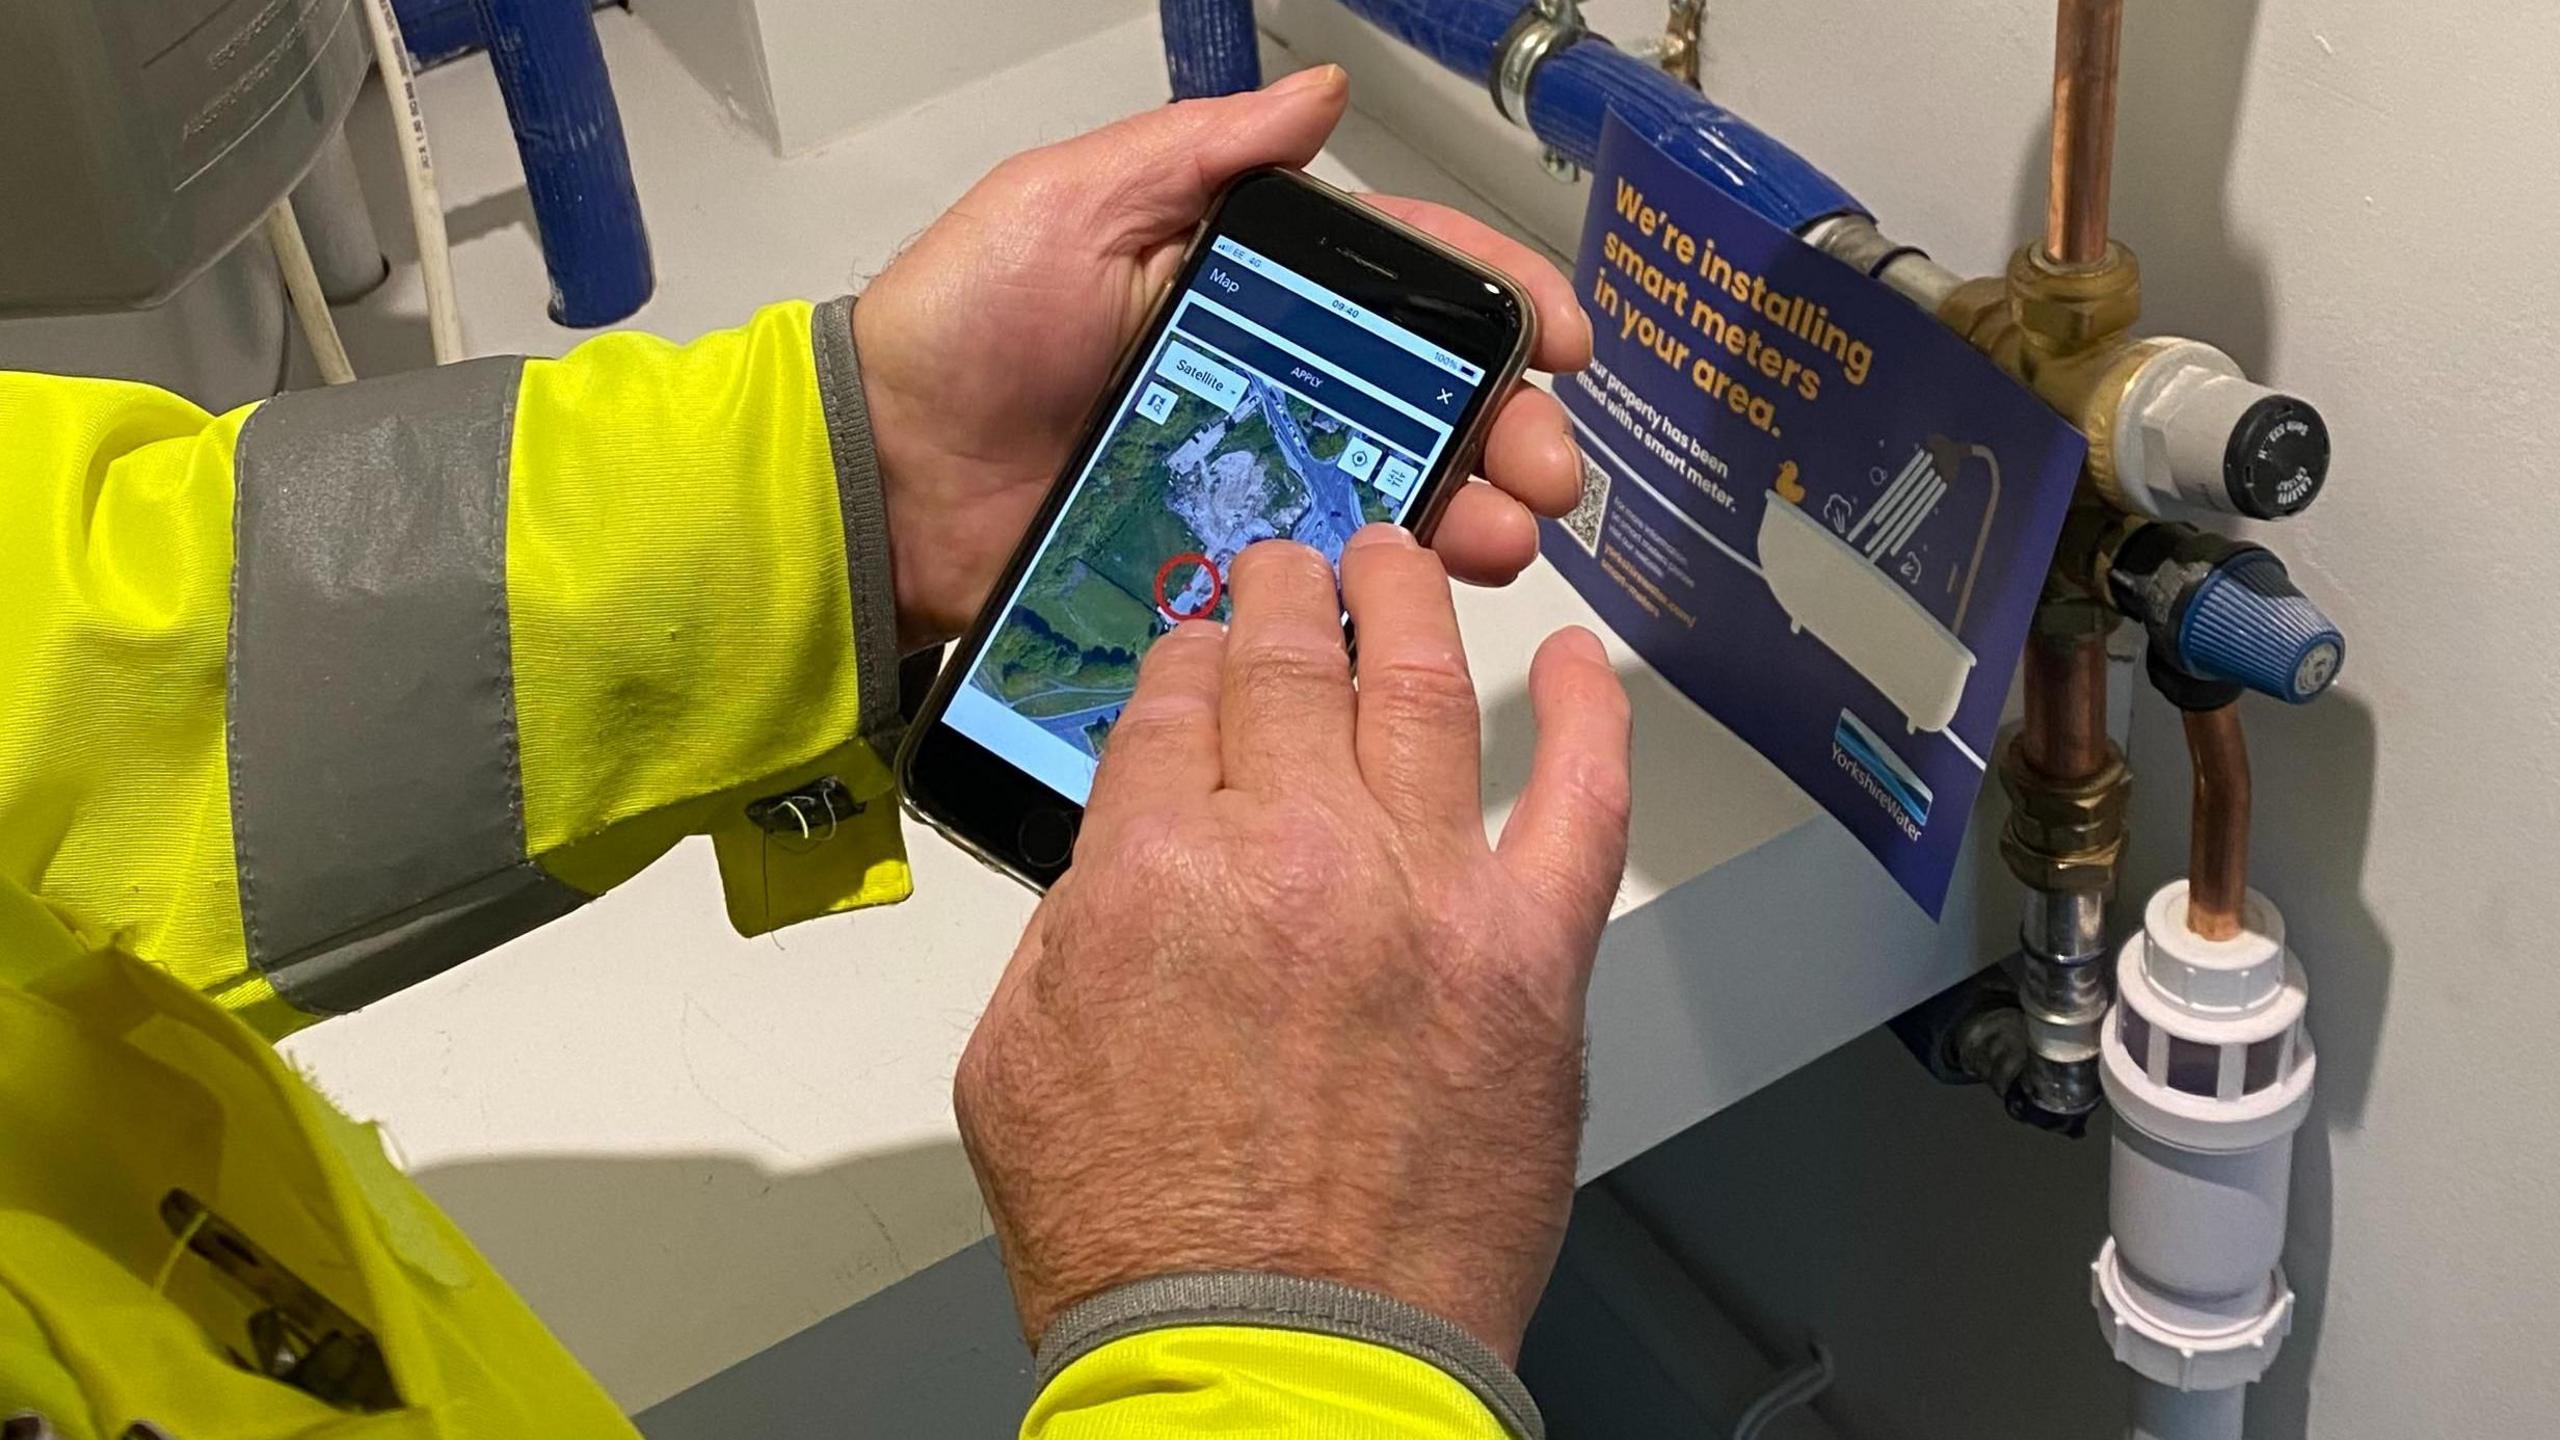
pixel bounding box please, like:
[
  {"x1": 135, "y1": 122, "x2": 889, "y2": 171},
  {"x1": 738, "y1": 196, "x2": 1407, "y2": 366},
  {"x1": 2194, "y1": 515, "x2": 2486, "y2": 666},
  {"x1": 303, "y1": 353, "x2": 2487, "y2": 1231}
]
[
  {"x1": 637, "y1": 0, "x2": 1155, "y2": 156},
  {"x1": 756, "y1": 0, "x2": 1152, "y2": 155},
  {"x1": 276, "y1": 8, "x2": 1862, "y2": 1410},
  {"x1": 630, "y1": 0, "x2": 780, "y2": 149},
  {"x1": 1278, "y1": 1, "x2": 2560, "y2": 1434}
]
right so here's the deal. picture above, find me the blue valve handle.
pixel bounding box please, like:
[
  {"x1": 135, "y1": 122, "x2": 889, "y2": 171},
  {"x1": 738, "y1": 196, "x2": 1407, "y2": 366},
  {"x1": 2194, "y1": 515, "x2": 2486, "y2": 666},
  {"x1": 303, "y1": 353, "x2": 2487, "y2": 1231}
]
[
  {"x1": 2104, "y1": 522, "x2": 2347, "y2": 709},
  {"x1": 2175, "y1": 552, "x2": 2345, "y2": 704}
]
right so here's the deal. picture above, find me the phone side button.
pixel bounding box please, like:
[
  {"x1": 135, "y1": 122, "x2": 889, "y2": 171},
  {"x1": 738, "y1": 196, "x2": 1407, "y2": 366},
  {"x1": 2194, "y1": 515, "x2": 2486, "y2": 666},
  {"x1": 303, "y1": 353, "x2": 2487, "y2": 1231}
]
[{"x1": 1018, "y1": 809, "x2": 1078, "y2": 870}]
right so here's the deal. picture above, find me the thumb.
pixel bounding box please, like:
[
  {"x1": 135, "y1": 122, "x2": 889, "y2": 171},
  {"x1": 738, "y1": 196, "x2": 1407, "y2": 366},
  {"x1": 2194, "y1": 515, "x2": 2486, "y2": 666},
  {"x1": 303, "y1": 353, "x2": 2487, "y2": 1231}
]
[
  {"x1": 1496, "y1": 628, "x2": 1634, "y2": 945},
  {"x1": 1043, "y1": 66, "x2": 1350, "y2": 240}
]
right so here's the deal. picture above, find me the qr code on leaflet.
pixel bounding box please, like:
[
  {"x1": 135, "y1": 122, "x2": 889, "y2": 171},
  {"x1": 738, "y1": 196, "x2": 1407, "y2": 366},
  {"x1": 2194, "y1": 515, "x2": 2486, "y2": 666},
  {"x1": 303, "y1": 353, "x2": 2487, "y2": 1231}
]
[{"x1": 1560, "y1": 453, "x2": 1610, "y2": 556}]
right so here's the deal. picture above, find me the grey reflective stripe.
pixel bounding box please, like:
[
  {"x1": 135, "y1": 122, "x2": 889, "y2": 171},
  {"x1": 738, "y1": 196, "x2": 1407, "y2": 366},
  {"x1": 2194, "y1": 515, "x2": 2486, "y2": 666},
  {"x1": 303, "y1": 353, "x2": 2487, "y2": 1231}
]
[
  {"x1": 1034, "y1": 1272, "x2": 1546, "y2": 1439},
  {"x1": 809, "y1": 295, "x2": 903, "y2": 745},
  {"x1": 228, "y1": 356, "x2": 583, "y2": 1015}
]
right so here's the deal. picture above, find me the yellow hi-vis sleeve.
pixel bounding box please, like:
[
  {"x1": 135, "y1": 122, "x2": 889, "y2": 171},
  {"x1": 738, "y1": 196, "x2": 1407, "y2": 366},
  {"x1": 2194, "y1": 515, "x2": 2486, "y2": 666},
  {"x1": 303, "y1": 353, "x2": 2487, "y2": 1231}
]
[
  {"x1": 0, "y1": 297, "x2": 908, "y2": 1038},
  {"x1": 0, "y1": 887, "x2": 638, "y2": 1439},
  {"x1": 1024, "y1": 1275, "x2": 1544, "y2": 1439},
  {"x1": 1030, "y1": 1328, "x2": 1519, "y2": 1439},
  {"x1": 506, "y1": 298, "x2": 911, "y2": 928}
]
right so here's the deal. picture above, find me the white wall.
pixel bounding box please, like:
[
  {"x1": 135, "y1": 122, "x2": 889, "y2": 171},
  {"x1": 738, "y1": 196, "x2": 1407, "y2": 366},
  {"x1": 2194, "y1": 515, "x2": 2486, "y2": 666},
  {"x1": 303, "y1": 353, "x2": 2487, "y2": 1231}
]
[
  {"x1": 640, "y1": 0, "x2": 1155, "y2": 155},
  {"x1": 1278, "y1": 0, "x2": 2560, "y2": 1435}
]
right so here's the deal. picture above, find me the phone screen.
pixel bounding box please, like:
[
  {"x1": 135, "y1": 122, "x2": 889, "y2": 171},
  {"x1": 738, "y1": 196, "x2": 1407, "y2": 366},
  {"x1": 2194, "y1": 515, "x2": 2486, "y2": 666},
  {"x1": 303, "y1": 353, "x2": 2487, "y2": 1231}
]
[{"x1": 940, "y1": 233, "x2": 1489, "y2": 806}]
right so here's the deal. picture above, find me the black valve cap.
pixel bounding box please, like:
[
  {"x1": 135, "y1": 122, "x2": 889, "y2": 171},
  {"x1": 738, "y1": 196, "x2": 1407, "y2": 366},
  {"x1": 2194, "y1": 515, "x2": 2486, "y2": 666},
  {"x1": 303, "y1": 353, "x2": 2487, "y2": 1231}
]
[{"x1": 2226, "y1": 395, "x2": 2329, "y2": 519}]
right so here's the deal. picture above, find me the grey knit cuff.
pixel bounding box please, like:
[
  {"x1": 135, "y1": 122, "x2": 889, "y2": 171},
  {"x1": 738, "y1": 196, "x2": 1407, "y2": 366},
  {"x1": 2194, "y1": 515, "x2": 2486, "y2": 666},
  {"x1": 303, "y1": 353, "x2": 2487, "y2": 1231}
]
[
  {"x1": 808, "y1": 294, "x2": 903, "y2": 752},
  {"x1": 1034, "y1": 1272, "x2": 1545, "y2": 1439}
]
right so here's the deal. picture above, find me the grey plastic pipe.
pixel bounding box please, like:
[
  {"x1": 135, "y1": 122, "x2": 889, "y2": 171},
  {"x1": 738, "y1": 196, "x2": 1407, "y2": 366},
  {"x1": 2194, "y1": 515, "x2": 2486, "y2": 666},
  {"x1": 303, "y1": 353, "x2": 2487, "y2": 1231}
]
[{"x1": 2131, "y1": 1379, "x2": 2244, "y2": 1440}]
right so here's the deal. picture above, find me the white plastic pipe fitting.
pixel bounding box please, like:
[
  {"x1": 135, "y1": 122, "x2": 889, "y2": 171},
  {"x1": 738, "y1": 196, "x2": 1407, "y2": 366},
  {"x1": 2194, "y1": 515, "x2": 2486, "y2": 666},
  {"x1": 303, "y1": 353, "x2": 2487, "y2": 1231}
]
[
  {"x1": 2092, "y1": 881, "x2": 2315, "y2": 1438},
  {"x1": 2111, "y1": 342, "x2": 2327, "y2": 522}
]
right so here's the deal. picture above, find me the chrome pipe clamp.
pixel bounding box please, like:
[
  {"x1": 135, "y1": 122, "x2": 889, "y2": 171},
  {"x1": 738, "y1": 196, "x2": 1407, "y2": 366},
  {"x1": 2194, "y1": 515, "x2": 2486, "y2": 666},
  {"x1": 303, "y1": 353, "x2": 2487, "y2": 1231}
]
[{"x1": 1492, "y1": 0, "x2": 1588, "y2": 129}]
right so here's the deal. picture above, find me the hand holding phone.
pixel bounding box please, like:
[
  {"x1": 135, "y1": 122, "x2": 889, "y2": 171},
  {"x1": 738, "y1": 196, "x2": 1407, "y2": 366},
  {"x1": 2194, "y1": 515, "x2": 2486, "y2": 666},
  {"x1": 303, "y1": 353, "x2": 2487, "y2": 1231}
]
[
  {"x1": 898, "y1": 162, "x2": 1577, "y2": 886},
  {"x1": 854, "y1": 67, "x2": 1591, "y2": 656}
]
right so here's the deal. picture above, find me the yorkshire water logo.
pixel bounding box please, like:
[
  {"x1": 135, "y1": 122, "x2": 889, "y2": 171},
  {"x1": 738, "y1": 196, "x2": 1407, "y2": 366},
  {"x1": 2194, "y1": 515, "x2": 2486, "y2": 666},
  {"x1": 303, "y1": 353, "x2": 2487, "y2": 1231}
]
[{"x1": 1832, "y1": 710, "x2": 1931, "y2": 841}]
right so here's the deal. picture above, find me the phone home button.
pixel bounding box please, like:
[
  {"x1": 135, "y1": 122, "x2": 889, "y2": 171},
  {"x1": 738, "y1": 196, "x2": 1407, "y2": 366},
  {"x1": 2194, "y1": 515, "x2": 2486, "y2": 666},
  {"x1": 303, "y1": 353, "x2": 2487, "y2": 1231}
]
[{"x1": 1017, "y1": 809, "x2": 1077, "y2": 870}]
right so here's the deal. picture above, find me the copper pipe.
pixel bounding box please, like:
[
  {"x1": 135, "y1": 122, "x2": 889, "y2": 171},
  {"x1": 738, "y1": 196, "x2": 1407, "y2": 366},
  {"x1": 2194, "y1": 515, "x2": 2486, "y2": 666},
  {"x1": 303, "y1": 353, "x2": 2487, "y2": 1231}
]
[
  {"x1": 2021, "y1": 630, "x2": 2109, "y2": 781},
  {"x1": 2046, "y1": 0, "x2": 2125, "y2": 266},
  {"x1": 2184, "y1": 705, "x2": 2252, "y2": 941}
]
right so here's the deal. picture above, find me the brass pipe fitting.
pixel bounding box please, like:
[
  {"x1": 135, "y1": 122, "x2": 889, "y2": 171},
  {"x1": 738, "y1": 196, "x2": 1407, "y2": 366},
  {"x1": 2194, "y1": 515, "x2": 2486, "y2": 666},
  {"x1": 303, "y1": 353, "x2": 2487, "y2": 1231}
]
[
  {"x1": 1949, "y1": 238, "x2": 2329, "y2": 525},
  {"x1": 1939, "y1": 244, "x2": 2178, "y2": 515},
  {"x1": 2006, "y1": 597, "x2": 2126, "y2": 894},
  {"x1": 1997, "y1": 736, "x2": 2131, "y2": 895},
  {"x1": 1937, "y1": 226, "x2": 2142, "y2": 380},
  {"x1": 2010, "y1": 241, "x2": 2142, "y2": 366},
  {"x1": 1660, "y1": 0, "x2": 1705, "y2": 88},
  {"x1": 1937, "y1": 275, "x2": 2023, "y2": 375},
  {"x1": 2049, "y1": 502, "x2": 2131, "y2": 604}
]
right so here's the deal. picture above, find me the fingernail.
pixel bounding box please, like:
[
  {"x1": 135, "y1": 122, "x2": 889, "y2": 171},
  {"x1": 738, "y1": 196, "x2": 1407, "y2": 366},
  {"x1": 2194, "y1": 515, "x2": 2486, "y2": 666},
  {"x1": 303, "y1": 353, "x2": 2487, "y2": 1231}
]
[
  {"x1": 1271, "y1": 64, "x2": 1344, "y2": 95},
  {"x1": 1346, "y1": 522, "x2": 1415, "y2": 551}
]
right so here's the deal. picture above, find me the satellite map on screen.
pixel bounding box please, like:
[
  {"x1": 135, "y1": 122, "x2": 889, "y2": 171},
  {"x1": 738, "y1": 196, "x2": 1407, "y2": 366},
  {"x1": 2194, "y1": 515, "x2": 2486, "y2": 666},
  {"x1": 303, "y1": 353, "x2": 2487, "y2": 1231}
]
[{"x1": 967, "y1": 337, "x2": 1416, "y2": 761}]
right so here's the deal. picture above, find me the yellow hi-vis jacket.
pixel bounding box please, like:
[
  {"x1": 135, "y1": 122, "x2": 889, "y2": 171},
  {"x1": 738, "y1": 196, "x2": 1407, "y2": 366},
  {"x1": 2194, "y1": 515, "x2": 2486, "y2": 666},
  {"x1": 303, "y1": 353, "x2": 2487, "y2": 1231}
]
[{"x1": 0, "y1": 300, "x2": 1541, "y2": 1440}]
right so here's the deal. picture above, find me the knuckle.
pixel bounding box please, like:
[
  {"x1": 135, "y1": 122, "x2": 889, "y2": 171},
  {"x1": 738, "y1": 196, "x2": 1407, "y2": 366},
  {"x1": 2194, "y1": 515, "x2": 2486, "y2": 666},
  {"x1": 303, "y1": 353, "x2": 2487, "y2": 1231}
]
[
  {"x1": 1232, "y1": 635, "x2": 1350, "y2": 692},
  {"x1": 1234, "y1": 539, "x2": 1332, "y2": 588},
  {"x1": 1346, "y1": 540, "x2": 1450, "y2": 598},
  {"x1": 1386, "y1": 538, "x2": 1451, "y2": 582},
  {"x1": 1160, "y1": 617, "x2": 1228, "y2": 650},
  {"x1": 1133, "y1": 628, "x2": 1218, "y2": 683},
  {"x1": 1240, "y1": 803, "x2": 1365, "y2": 904},
  {"x1": 1260, "y1": 852, "x2": 1343, "y2": 916},
  {"x1": 1557, "y1": 747, "x2": 1634, "y2": 834},
  {"x1": 1361, "y1": 650, "x2": 1479, "y2": 727},
  {"x1": 1097, "y1": 713, "x2": 1195, "y2": 771},
  {"x1": 1114, "y1": 685, "x2": 1215, "y2": 738}
]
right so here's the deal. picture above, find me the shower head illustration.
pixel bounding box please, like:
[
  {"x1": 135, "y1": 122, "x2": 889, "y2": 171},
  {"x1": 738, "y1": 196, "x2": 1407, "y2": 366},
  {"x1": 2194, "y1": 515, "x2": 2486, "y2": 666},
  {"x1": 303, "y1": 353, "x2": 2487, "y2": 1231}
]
[{"x1": 1757, "y1": 439, "x2": 2002, "y2": 734}]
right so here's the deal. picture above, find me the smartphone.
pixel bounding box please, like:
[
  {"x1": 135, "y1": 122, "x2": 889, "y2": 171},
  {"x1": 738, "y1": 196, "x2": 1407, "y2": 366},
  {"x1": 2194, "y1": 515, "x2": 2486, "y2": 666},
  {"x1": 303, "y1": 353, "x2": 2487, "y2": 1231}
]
[{"x1": 896, "y1": 167, "x2": 1536, "y2": 888}]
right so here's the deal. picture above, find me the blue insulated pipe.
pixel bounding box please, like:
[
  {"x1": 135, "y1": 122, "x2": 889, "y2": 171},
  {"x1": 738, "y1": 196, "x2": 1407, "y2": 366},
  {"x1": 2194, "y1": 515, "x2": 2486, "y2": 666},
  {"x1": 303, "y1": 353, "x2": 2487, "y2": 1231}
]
[
  {"x1": 470, "y1": 0, "x2": 654, "y2": 326},
  {"x1": 1169, "y1": 0, "x2": 1864, "y2": 231},
  {"x1": 1321, "y1": 0, "x2": 1512, "y2": 76},
  {"x1": 1527, "y1": 36, "x2": 1862, "y2": 230},
  {"x1": 1162, "y1": 0, "x2": 1264, "y2": 98}
]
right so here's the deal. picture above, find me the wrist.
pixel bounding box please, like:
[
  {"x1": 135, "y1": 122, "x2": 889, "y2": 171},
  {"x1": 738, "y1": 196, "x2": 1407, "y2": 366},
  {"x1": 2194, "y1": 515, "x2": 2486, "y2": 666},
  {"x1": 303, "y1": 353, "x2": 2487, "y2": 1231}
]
[
  {"x1": 848, "y1": 296, "x2": 963, "y2": 653},
  {"x1": 1032, "y1": 1273, "x2": 1543, "y2": 1440}
]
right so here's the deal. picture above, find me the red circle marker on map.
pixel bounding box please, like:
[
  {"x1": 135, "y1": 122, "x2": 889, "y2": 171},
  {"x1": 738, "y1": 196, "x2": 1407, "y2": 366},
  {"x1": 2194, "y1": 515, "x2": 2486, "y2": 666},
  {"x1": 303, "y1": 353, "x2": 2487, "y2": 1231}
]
[{"x1": 1153, "y1": 552, "x2": 1223, "y2": 622}]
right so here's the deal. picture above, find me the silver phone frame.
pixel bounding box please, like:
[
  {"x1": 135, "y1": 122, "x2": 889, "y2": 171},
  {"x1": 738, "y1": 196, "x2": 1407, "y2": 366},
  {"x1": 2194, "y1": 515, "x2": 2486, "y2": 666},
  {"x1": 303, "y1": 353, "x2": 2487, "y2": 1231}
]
[{"x1": 895, "y1": 168, "x2": 1541, "y2": 892}]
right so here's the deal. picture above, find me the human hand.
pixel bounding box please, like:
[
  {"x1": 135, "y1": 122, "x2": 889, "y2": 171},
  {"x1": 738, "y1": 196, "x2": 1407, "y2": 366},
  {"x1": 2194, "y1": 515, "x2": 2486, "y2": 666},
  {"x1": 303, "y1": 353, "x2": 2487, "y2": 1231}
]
[
  {"x1": 952, "y1": 525, "x2": 1632, "y2": 1360},
  {"x1": 856, "y1": 67, "x2": 1594, "y2": 651}
]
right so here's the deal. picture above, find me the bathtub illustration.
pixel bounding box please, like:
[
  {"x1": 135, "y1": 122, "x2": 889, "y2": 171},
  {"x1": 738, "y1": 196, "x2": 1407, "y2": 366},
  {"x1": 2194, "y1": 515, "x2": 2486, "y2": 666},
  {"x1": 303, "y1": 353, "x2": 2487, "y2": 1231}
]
[{"x1": 1758, "y1": 487, "x2": 1979, "y2": 734}]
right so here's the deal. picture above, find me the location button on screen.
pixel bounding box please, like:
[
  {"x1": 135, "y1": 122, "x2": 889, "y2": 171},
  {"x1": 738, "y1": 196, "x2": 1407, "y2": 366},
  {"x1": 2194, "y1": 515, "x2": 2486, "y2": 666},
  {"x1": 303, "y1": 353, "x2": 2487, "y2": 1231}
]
[{"x1": 1338, "y1": 436, "x2": 1383, "y2": 481}]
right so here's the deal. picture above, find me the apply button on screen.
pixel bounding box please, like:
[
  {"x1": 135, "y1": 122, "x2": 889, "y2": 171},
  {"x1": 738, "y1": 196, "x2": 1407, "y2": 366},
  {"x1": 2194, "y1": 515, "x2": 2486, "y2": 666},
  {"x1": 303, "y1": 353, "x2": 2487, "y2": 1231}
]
[{"x1": 1158, "y1": 340, "x2": 1248, "y2": 412}]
